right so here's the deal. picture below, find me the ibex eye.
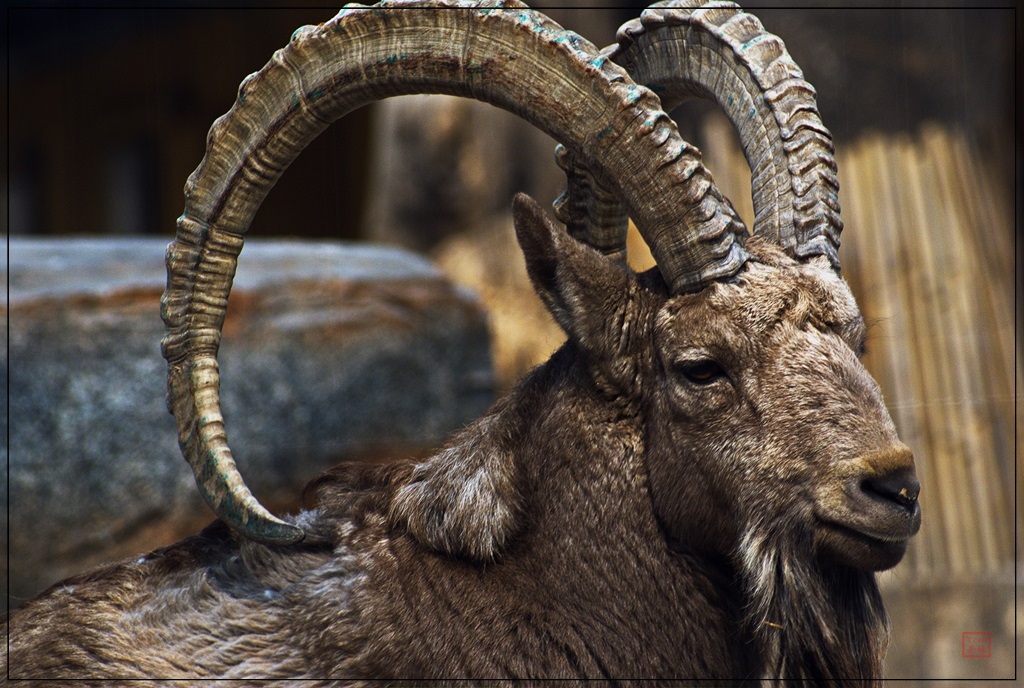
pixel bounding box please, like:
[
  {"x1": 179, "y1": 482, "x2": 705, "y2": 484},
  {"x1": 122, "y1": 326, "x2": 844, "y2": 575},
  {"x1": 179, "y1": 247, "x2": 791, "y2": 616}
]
[{"x1": 678, "y1": 360, "x2": 726, "y2": 385}]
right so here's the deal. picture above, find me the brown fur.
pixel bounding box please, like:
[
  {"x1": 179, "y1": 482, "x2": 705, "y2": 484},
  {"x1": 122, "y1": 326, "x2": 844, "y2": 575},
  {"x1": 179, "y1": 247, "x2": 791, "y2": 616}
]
[{"x1": 4, "y1": 196, "x2": 918, "y2": 685}]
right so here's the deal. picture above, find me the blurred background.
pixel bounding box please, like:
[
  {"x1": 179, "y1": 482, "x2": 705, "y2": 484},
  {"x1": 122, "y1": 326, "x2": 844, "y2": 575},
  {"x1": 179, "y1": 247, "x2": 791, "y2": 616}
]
[{"x1": 5, "y1": 1, "x2": 1019, "y2": 683}]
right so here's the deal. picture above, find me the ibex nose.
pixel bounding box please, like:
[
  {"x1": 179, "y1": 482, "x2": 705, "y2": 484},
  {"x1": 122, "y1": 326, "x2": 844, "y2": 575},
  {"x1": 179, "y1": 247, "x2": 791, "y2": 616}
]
[{"x1": 861, "y1": 466, "x2": 920, "y2": 511}]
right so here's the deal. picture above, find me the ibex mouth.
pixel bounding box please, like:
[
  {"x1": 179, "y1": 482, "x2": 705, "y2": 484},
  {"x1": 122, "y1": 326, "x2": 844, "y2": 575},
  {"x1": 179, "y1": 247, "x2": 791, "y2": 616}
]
[
  {"x1": 818, "y1": 518, "x2": 911, "y2": 546},
  {"x1": 814, "y1": 517, "x2": 916, "y2": 572}
]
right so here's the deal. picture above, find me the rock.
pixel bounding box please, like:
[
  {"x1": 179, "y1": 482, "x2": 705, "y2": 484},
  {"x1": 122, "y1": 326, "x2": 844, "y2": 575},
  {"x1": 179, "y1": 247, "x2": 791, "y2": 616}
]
[{"x1": 3, "y1": 237, "x2": 494, "y2": 608}]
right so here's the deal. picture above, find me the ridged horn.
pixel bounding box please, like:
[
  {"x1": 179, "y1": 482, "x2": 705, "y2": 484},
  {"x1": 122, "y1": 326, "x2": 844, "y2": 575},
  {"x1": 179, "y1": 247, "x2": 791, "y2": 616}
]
[
  {"x1": 553, "y1": 141, "x2": 630, "y2": 264},
  {"x1": 162, "y1": 0, "x2": 748, "y2": 545},
  {"x1": 560, "y1": 0, "x2": 843, "y2": 270}
]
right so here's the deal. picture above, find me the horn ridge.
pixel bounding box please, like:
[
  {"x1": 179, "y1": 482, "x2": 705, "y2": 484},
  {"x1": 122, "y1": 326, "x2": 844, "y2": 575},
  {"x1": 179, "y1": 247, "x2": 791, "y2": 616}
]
[{"x1": 553, "y1": 143, "x2": 628, "y2": 263}]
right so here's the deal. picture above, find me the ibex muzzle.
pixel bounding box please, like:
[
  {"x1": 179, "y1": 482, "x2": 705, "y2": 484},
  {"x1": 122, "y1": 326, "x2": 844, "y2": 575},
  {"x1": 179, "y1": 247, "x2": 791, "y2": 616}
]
[{"x1": 817, "y1": 445, "x2": 921, "y2": 570}]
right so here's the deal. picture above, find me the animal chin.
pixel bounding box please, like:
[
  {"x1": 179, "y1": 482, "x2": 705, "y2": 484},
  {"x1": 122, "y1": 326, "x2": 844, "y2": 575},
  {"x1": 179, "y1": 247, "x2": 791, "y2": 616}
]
[{"x1": 814, "y1": 519, "x2": 911, "y2": 571}]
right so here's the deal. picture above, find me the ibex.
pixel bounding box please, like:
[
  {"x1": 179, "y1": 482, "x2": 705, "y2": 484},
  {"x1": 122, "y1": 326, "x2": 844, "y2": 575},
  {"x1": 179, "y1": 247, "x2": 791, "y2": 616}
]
[{"x1": 4, "y1": 1, "x2": 920, "y2": 684}]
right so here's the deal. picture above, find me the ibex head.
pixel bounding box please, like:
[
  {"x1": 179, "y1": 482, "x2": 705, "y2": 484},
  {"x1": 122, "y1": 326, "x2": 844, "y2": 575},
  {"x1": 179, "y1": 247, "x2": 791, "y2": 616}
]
[
  {"x1": 517, "y1": 190, "x2": 920, "y2": 573},
  {"x1": 648, "y1": 244, "x2": 919, "y2": 574}
]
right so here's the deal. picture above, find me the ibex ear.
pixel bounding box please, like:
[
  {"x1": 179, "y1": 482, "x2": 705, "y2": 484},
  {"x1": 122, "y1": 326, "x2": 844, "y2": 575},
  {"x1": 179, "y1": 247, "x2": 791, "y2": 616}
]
[{"x1": 513, "y1": 193, "x2": 634, "y2": 357}]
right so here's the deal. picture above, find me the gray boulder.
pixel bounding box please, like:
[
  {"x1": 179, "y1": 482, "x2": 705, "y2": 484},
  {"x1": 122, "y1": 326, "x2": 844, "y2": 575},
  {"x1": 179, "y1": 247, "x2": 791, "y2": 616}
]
[{"x1": 4, "y1": 237, "x2": 494, "y2": 608}]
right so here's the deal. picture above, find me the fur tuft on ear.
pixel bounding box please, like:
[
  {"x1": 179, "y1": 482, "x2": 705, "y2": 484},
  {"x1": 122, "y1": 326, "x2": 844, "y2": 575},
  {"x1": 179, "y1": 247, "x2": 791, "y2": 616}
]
[
  {"x1": 513, "y1": 192, "x2": 635, "y2": 357},
  {"x1": 388, "y1": 415, "x2": 524, "y2": 562}
]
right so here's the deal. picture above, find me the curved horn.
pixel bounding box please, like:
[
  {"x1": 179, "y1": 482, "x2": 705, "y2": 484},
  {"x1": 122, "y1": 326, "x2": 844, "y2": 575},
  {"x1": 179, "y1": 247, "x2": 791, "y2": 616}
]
[
  {"x1": 560, "y1": 0, "x2": 842, "y2": 270},
  {"x1": 162, "y1": 0, "x2": 748, "y2": 545}
]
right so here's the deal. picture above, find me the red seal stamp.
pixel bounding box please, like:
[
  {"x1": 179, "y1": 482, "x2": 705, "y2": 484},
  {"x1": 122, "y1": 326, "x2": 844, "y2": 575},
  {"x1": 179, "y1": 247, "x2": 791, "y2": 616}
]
[{"x1": 962, "y1": 631, "x2": 991, "y2": 658}]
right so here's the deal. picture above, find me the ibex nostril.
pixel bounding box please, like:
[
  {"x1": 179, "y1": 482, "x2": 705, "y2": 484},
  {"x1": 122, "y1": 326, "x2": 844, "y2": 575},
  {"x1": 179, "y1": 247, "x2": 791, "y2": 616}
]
[{"x1": 862, "y1": 468, "x2": 920, "y2": 509}]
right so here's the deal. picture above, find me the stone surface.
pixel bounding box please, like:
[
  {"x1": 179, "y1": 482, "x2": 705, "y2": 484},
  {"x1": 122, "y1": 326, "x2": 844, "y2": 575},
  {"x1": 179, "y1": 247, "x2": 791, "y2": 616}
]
[{"x1": 4, "y1": 237, "x2": 494, "y2": 608}]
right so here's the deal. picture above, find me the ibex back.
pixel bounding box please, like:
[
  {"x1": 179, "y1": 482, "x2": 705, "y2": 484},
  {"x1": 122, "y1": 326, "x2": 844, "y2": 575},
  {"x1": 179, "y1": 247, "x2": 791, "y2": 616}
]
[{"x1": 4, "y1": 1, "x2": 919, "y2": 685}]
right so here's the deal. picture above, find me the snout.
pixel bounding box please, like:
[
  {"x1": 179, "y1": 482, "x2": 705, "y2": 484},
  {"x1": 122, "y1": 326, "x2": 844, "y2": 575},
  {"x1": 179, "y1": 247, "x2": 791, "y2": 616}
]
[{"x1": 814, "y1": 444, "x2": 922, "y2": 571}]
